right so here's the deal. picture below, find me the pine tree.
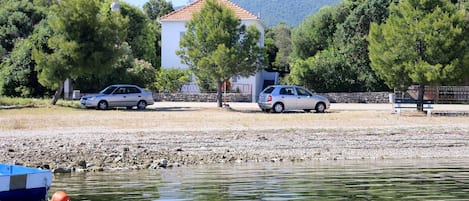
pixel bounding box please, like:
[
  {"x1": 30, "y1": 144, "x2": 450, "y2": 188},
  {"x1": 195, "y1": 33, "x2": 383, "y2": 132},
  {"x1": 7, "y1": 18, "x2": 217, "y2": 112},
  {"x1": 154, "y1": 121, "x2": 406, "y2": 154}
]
[{"x1": 369, "y1": 0, "x2": 469, "y2": 110}]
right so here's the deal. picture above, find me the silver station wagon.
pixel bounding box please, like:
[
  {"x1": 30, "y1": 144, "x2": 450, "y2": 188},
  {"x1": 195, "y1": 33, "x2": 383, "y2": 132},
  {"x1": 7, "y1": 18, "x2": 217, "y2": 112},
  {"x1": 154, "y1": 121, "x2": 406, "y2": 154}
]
[
  {"x1": 80, "y1": 84, "x2": 154, "y2": 110},
  {"x1": 258, "y1": 85, "x2": 330, "y2": 113}
]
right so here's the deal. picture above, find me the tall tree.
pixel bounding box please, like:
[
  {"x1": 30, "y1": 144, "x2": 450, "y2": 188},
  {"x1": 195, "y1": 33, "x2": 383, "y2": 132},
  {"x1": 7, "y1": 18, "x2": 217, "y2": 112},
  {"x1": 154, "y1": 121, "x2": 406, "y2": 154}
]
[
  {"x1": 0, "y1": 0, "x2": 50, "y2": 97},
  {"x1": 177, "y1": 0, "x2": 263, "y2": 107},
  {"x1": 143, "y1": 0, "x2": 174, "y2": 21},
  {"x1": 143, "y1": 0, "x2": 174, "y2": 71},
  {"x1": 272, "y1": 22, "x2": 292, "y2": 73},
  {"x1": 333, "y1": 0, "x2": 391, "y2": 91},
  {"x1": 0, "y1": 0, "x2": 45, "y2": 57},
  {"x1": 119, "y1": 2, "x2": 159, "y2": 68},
  {"x1": 288, "y1": 0, "x2": 388, "y2": 92},
  {"x1": 263, "y1": 28, "x2": 279, "y2": 72},
  {"x1": 0, "y1": 38, "x2": 48, "y2": 97},
  {"x1": 291, "y1": 6, "x2": 338, "y2": 60},
  {"x1": 369, "y1": 0, "x2": 469, "y2": 110},
  {"x1": 287, "y1": 47, "x2": 353, "y2": 92},
  {"x1": 32, "y1": 0, "x2": 128, "y2": 105}
]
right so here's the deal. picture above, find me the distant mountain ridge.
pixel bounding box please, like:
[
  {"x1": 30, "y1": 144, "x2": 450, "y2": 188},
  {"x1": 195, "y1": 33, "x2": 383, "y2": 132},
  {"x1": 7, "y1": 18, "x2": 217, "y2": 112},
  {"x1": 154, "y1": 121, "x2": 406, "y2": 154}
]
[
  {"x1": 174, "y1": 0, "x2": 340, "y2": 27},
  {"x1": 231, "y1": 0, "x2": 340, "y2": 27}
]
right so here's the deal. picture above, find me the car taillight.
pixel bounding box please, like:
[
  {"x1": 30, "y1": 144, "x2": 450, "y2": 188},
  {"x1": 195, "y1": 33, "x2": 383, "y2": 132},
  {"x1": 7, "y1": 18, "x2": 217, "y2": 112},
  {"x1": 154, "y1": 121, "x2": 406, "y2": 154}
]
[{"x1": 267, "y1": 95, "x2": 272, "y2": 102}]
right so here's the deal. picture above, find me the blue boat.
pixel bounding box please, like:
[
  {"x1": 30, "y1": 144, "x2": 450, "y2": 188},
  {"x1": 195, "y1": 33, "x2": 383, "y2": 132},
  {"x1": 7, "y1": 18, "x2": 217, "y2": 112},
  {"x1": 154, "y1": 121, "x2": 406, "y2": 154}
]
[{"x1": 0, "y1": 164, "x2": 52, "y2": 201}]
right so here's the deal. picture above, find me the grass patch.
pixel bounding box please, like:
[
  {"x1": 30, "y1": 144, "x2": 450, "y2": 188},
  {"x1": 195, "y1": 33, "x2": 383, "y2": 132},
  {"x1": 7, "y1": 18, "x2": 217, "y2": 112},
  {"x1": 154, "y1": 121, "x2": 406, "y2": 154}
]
[
  {"x1": 0, "y1": 97, "x2": 82, "y2": 109},
  {"x1": 56, "y1": 100, "x2": 83, "y2": 109},
  {"x1": 0, "y1": 97, "x2": 49, "y2": 107}
]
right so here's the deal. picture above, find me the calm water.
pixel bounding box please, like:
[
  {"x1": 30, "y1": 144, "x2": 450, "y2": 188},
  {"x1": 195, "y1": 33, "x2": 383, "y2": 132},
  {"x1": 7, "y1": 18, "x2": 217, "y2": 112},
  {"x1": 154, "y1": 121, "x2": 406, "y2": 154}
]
[{"x1": 49, "y1": 159, "x2": 469, "y2": 201}]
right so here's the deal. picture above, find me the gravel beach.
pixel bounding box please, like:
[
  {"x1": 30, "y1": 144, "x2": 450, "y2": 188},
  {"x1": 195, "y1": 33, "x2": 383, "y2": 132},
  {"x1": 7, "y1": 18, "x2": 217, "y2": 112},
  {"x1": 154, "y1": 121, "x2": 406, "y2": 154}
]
[{"x1": 1, "y1": 102, "x2": 469, "y2": 172}]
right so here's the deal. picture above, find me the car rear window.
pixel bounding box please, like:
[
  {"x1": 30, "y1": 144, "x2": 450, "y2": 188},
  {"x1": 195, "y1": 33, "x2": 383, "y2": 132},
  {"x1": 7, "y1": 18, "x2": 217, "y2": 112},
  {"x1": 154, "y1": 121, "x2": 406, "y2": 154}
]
[
  {"x1": 262, "y1": 87, "x2": 275, "y2": 94},
  {"x1": 127, "y1": 87, "x2": 141, "y2": 94}
]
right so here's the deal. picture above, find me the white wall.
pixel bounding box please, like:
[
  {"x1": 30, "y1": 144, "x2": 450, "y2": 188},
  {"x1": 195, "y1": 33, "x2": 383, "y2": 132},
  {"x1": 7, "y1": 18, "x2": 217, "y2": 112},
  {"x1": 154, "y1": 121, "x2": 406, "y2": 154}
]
[
  {"x1": 161, "y1": 19, "x2": 271, "y2": 101},
  {"x1": 161, "y1": 21, "x2": 187, "y2": 69},
  {"x1": 161, "y1": 19, "x2": 265, "y2": 69}
]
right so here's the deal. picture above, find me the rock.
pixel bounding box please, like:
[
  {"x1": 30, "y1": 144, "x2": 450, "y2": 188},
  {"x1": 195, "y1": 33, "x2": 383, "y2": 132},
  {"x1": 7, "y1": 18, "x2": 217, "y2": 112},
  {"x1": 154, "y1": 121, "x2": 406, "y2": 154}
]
[
  {"x1": 75, "y1": 168, "x2": 87, "y2": 173},
  {"x1": 258, "y1": 136, "x2": 268, "y2": 141},
  {"x1": 86, "y1": 162, "x2": 96, "y2": 168},
  {"x1": 158, "y1": 159, "x2": 168, "y2": 168},
  {"x1": 109, "y1": 153, "x2": 119, "y2": 157},
  {"x1": 77, "y1": 160, "x2": 87, "y2": 168},
  {"x1": 143, "y1": 163, "x2": 151, "y2": 169},
  {"x1": 7, "y1": 148, "x2": 14, "y2": 152},
  {"x1": 40, "y1": 164, "x2": 50, "y2": 170},
  {"x1": 53, "y1": 167, "x2": 72, "y2": 174},
  {"x1": 89, "y1": 166, "x2": 104, "y2": 172},
  {"x1": 114, "y1": 157, "x2": 122, "y2": 163}
]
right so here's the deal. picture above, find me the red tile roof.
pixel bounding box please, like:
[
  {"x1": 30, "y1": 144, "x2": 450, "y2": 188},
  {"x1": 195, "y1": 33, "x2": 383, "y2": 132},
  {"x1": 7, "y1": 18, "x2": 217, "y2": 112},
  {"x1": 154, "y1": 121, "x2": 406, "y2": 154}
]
[{"x1": 160, "y1": 0, "x2": 259, "y2": 21}]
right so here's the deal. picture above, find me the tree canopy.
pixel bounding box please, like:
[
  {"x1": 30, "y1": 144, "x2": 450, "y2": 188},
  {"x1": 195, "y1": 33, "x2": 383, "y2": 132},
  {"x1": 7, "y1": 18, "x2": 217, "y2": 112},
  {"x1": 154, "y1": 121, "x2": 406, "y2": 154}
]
[
  {"x1": 177, "y1": 0, "x2": 263, "y2": 107},
  {"x1": 368, "y1": 0, "x2": 469, "y2": 90},
  {"x1": 143, "y1": 0, "x2": 174, "y2": 21},
  {"x1": 288, "y1": 0, "x2": 391, "y2": 92},
  {"x1": 32, "y1": 0, "x2": 128, "y2": 104},
  {"x1": 0, "y1": 0, "x2": 50, "y2": 97}
]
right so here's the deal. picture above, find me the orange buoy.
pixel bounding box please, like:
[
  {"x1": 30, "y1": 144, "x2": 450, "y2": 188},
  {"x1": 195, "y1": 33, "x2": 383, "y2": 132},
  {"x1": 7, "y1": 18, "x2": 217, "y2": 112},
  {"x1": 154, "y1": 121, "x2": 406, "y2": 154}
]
[{"x1": 51, "y1": 191, "x2": 70, "y2": 201}]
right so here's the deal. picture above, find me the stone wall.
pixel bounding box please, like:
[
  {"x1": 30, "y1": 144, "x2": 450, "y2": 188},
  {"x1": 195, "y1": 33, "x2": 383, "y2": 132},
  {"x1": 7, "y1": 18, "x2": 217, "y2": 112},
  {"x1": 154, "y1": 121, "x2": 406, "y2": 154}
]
[
  {"x1": 153, "y1": 92, "x2": 392, "y2": 103},
  {"x1": 318, "y1": 92, "x2": 391, "y2": 103},
  {"x1": 154, "y1": 93, "x2": 252, "y2": 102}
]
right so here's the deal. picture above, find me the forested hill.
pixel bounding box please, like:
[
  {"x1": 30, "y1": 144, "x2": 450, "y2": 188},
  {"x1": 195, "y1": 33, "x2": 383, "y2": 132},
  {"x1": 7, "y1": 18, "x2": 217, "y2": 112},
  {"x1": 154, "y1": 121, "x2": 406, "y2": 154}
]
[{"x1": 231, "y1": 0, "x2": 340, "y2": 27}]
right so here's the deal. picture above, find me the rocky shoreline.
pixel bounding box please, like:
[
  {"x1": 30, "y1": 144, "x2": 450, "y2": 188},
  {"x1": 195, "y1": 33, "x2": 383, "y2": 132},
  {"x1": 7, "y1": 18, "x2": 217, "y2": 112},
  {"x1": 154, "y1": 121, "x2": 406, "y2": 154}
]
[{"x1": 2, "y1": 125, "x2": 469, "y2": 173}]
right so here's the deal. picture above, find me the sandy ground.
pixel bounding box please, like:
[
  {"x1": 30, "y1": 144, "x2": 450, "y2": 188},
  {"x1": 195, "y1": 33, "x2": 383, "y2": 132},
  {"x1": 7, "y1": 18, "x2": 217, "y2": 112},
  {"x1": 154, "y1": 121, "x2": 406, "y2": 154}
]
[{"x1": 1, "y1": 102, "x2": 469, "y2": 172}]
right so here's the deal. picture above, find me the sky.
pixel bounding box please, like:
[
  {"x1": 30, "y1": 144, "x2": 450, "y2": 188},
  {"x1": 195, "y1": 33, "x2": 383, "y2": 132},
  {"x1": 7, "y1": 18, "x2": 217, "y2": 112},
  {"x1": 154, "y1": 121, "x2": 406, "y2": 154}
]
[{"x1": 122, "y1": 0, "x2": 188, "y2": 8}]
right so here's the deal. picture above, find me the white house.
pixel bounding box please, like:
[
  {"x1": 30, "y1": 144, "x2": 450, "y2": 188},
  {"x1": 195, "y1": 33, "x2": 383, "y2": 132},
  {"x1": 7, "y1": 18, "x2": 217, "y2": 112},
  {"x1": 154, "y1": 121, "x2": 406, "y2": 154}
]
[{"x1": 159, "y1": 0, "x2": 278, "y2": 102}]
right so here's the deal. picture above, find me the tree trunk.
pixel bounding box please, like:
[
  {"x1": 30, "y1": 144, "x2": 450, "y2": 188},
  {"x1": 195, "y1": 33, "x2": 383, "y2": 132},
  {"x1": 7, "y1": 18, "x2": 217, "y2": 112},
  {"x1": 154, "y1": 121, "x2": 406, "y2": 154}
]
[
  {"x1": 50, "y1": 81, "x2": 64, "y2": 105},
  {"x1": 417, "y1": 83, "x2": 425, "y2": 111},
  {"x1": 216, "y1": 80, "x2": 223, "y2": 108}
]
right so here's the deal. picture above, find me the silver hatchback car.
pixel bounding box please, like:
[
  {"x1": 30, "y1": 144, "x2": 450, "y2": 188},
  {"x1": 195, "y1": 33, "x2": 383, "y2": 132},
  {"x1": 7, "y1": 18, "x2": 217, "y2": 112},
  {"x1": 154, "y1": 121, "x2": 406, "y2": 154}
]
[
  {"x1": 80, "y1": 84, "x2": 155, "y2": 110},
  {"x1": 258, "y1": 85, "x2": 330, "y2": 113}
]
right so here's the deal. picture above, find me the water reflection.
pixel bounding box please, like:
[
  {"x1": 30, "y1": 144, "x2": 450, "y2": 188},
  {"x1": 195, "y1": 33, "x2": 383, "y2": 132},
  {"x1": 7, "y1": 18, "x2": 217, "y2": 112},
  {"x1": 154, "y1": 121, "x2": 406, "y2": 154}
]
[{"x1": 50, "y1": 159, "x2": 469, "y2": 200}]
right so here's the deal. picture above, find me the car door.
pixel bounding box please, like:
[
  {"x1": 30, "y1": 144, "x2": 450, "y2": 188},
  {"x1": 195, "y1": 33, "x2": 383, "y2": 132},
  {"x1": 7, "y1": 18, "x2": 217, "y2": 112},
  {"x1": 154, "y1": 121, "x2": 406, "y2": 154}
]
[
  {"x1": 124, "y1": 86, "x2": 142, "y2": 106},
  {"x1": 295, "y1": 87, "x2": 315, "y2": 110},
  {"x1": 109, "y1": 87, "x2": 129, "y2": 107},
  {"x1": 278, "y1": 86, "x2": 298, "y2": 110}
]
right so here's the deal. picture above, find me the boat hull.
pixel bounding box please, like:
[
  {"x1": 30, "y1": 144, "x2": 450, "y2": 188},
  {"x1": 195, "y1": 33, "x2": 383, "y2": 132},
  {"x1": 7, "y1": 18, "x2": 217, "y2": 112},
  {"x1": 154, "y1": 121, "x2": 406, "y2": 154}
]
[
  {"x1": 0, "y1": 164, "x2": 52, "y2": 201},
  {"x1": 0, "y1": 187, "x2": 49, "y2": 201}
]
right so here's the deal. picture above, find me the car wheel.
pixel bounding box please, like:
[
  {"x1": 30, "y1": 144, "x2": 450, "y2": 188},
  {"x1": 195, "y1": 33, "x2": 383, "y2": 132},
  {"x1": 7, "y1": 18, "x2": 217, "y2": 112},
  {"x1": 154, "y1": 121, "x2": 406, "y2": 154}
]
[
  {"x1": 273, "y1": 103, "x2": 284, "y2": 113},
  {"x1": 304, "y1": 109, "x2": 312, "y2": 113},
  {"x1": 315, "y1": 103, "x2": 326, "y2": 113},
  {"x1": 97, "y1": 101, "x2": 108, "y2": 110},
  {"x1": 137, "y1": 100, "x2": 147, "y2": 110}
]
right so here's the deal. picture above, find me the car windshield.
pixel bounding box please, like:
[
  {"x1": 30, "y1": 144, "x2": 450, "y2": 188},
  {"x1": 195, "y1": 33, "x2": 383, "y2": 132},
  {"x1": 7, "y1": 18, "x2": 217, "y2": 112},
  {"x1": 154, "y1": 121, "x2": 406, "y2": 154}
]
[
  {"x1": 262, "y1": 87, "x2": 275, "y2": 94},
  {"x1": 296, "y1": 87, "x2": 312, "y2": 96},
  {"x1": 100, "y1": 86, "x2": 117, "y2": 95}
]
